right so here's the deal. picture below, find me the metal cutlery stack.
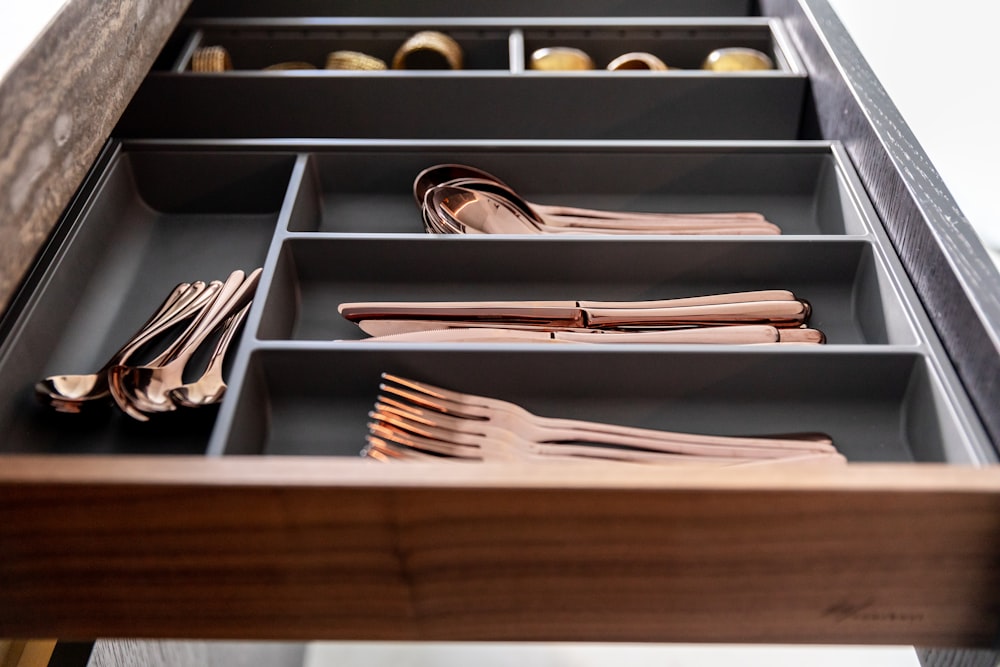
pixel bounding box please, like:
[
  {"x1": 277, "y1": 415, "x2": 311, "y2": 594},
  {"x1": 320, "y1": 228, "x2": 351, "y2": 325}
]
[
  {"x1": 35, "y1": 268, "x2": 260, "y2": 420},
  {"x1": 338, "y1": 290, "x2": 825, "y2": 344},
  {"x1": 364, "y1": 373, "x2": 844, "y2": 466},
  {"x1": 415, "y1": 163, "x2": 782, "y2": 235}
]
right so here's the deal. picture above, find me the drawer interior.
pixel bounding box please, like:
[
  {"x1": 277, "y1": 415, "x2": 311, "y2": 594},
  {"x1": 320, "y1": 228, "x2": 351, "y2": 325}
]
[
  {"x1": 260, "y1": 237, "x2": 916, "y2": 345},
  {"x1": 291, "y1": 147, "x2": 869, "y2": 235},
  {"x1": 220, "y1": 348, "x2": 972, "y2": 464}
]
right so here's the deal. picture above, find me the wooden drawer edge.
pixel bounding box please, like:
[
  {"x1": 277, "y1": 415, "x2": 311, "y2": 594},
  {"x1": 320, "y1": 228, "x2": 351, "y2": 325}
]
[{"x1": 2, "y1": 456, "x2": 998, "y2": 645}]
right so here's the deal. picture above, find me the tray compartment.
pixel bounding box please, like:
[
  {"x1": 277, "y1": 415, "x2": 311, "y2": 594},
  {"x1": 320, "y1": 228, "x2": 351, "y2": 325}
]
[
  {"x1": 115, "y1": 20, "x2": 806, "y2": 140},
  {"x1": 287, "y1": 144, "x2": 870, "y2": 235},
  {"x1": 257, "y1": 237, "x2": 917, "y2": 345},
  {"x1": 521, "y1": 24, "x2": 786, "y2": 71},
  {"x1": 219, "y1": 347, "x2": 982, "y2": 464},
  {"x1": 0, "y1": 150, "x2": 295, "y2": 454},
  {"x1": 190, "y1": 27, "x2": 512, "y2": 71}
]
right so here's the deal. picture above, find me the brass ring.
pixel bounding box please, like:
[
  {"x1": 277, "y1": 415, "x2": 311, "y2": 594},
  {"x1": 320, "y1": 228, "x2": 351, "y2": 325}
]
[
  {"x1": 264, "y1": 61, "x2": 317, "y2": 71},
  {"x1": 392, "y1": 31, "x2": 463, "y2": 70},
  {"x1": 326, "y1": 50, "x2": 388, "y2": 71},
  {"x1": 606, "y1": 52, "x2": 669, "y2": 71},
  {"x1": 191, "y1": 45, "x2": 232, "y2": 72},
  {"x1": 702, "y1": 47, "x2": 774, "y2": 71},
  {"x1": 529, "y1": 47, "x2": 594, "y2": 71}
]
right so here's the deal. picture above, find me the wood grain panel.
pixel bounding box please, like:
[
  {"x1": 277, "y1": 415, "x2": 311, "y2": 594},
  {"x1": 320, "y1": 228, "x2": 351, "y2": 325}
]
[
  {"x1": 1, "y1": 457, "x2": 998, "y2": 645},
  {"x1": 0, "y1": 0, "x2": 191, "y2": 316}
]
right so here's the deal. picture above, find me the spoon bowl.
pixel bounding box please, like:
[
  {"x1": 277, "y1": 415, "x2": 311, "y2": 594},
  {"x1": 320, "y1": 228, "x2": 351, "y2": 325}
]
[
  {"x1": 109, "y1": 269, "x2": 260, "y2": 421},
  {"x1": 169, "y1": 302, "x2": 251, "y2": 408},
  {"x1": 35, "y1": 281, "x2": 216, "y2": 412},
  {"x1": 430, "y1": 185, "x2": 543, "y2": 234}
]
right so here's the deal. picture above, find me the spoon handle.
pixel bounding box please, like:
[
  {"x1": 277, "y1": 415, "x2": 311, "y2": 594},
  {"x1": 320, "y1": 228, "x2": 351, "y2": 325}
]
[
  {"x1": 161, "y1": 268, "x2": 261, "y2": 370},
  {"x1": 185, "y1": 302, "x2": 252, "y2": 385},
  {"x1": 108, "y1": 282, "x2": 218, "y2": 367}
]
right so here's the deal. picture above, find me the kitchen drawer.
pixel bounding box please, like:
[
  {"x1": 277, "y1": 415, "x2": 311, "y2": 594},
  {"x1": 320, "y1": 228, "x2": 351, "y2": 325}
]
[{"x1": 1, "y1": 0, "x2": 999, "y2": 654}]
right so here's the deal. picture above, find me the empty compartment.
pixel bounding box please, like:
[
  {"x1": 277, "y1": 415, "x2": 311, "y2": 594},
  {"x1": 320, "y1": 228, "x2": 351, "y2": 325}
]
[
  {"x1": 191, "y1": 27, "x2": 511, "y2": 71},
  {"x1": 289, "y1": 145, "x2": 869, "y2": 235},
  {"x1": 257, "y1": 238, "x2": 917, "y2": 345},
  {"x1": 219, "y1": 348, "x2": 987, "y2": 464},
  {"x1": 0, "y1": 150, "x2": 295, "y2": 454},
  {"x1": 522, "y1": 24, "x2": 790, "y2": 72}
]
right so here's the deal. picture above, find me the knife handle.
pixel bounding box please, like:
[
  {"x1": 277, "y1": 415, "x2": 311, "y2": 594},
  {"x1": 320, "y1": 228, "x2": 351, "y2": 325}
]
[{"x1": 584, "y1": 300, "x2": 810, "y2": 328}]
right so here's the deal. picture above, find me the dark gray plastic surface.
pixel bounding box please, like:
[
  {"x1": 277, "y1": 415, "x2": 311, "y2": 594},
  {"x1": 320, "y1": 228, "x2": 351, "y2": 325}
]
[
  {"x1": 259, "y1": 237, "x2": 914, "y2": 345},
  {"x1": 116, "y1": 20, "x2": 806, "y2": 141},
  {"x1": 0, "y1": 149, "x2": 294, "y2": 454},
  {"x1": 0, "y1": 142, "x2": 991, "y2": 468},
  {"x1": 219, "y1": 347, "x2": 972, "y2": 464},
  {"x1": 288, "y1": 145, "x2": 868, "y2": 235}
]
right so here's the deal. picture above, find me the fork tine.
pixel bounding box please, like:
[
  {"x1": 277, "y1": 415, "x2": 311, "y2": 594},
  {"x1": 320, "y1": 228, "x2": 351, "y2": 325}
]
[
  {"x1": 367, "y1": 420, "x2": 482, "y2": 459},
  {"x1": 363, "y1": 435, "x2": 440, "y2": 461},
  {"x1": 379, "y1": 380, "x2": 488, "y2": 420},
  {"x1": 376, "y1": 397, "x2": 492, "y2": 434},
  {"x1": 370, "y1": 407, "x2": 490, "y2": 448}
]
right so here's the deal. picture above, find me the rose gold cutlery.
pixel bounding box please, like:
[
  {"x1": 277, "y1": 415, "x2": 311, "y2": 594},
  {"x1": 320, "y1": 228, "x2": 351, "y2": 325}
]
[
  {"x1": 169, "y1": 302, "x2": 252, "y2": 408},
  {"x1": 429, "y1": 185, "x2": 781, "y2": 236},
  {"x1": 109, "y1": 268, "x2": 261, "y2": 421},
  {"x1": 415, "y1": 163, "x2": 782, "y2": 235},
  {"x1": 364, "y1": 373, "x2": 844, "y2": 466},
  {"x1": 39, "y1": 270, "x2": 260, "y2": 420},
  {"x1": 338, "y1": 291, "x2": 823, "y2": 344},
  {"x1": 35, "y1": 281, "x2": 220, "y2": 413},
  {"x1": 351, "y1": 324, "x2": 824, "y2": 344}
]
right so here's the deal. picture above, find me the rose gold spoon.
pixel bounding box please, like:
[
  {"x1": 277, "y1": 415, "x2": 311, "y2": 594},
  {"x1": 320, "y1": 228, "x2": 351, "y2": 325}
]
[
  {"x1": 35, "y1": 281, "x2": 217, "y2": 412},
  {"x1": 109, "y1": 269, "x2": 260, "y2": 421},
  {"x1": 168, "y1": 302, "x2": 251, "y2": 408},
  {"x1": 415, "y1": 163, "x2": 775, "y2": 230}
]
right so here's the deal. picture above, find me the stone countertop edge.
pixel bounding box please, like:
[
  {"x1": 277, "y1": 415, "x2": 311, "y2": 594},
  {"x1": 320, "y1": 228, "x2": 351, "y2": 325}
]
[{"x1": 0, "y1": 0, "x2": 191, "y2": 316}]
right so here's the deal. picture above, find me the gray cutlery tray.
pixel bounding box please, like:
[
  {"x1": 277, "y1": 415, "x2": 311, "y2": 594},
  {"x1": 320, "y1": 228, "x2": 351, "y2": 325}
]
[
  {"x1": 0, "y1": 140, "x2": 992, "y2": 468},
  {"x1": 287, "y1": 143, "x2": 869, "y2": 235},
  {"x1": 218, "y1": 348, "x2": 981, "y2": 464},
  {"x1": 117, "y1": 19, "x2": 805, "y2": 140},
  {"x1": 261, "y1": 237, "x2": 914, "y2": 345}
]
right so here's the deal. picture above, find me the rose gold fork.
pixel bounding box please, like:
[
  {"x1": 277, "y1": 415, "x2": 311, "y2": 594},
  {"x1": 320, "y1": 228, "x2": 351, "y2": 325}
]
[
  {"x1": 367, "y1": 415, "x2": 754, "y2": 465},
  {"x1": 372, "y1": 394, "x2": 838, "y2": 460},
  {"x1": 367, "y1": 406, "x2": 843, "y2": 466},
  {"x1": 378, "y1": 374, "x2": 838, "y2": 454}
]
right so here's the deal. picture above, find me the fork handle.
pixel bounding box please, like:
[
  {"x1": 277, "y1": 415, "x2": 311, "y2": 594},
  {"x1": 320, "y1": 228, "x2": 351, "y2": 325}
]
[
  {"x1": 529, "y1": 416, "x2": 836, "y2": 453},
  {"x1": 529, "y1": 426, "x2": 836, "y2": 457}
]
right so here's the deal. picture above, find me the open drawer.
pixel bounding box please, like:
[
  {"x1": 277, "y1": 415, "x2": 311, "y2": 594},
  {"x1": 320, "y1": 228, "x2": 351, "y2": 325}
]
[{"x1": 0, "y1": 0, "x2": 999, "y2": 655}]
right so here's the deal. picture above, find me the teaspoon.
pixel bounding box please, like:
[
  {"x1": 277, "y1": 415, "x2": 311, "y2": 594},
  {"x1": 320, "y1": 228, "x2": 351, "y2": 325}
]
[{"x1": 35, "y1": 281, "x2": 215, "y2": 412}]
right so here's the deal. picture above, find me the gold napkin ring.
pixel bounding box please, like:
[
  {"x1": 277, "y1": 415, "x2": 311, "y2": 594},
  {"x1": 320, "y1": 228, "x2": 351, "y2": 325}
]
[
  {"x1": 529, "y1": 47, "x2": 595, "y2": 71},
  {"x1": 606, "y1": 52, "x2": 669, "y2": 71},
  {"x1": 326, "y1": 50, "x2": 388, "y2": 71},
  {"x1": 702, "y1": 47, "x2": 774, "y2": 71},
  {"x1": 191, "y1": 46, "x2": 233, "y2": 72},
  {"x1": 392, "y1": 31, "x2": 463, "y2": 70},
  {"x1": 264, "y1": 61, "x2": 316, "y2": 71}
]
